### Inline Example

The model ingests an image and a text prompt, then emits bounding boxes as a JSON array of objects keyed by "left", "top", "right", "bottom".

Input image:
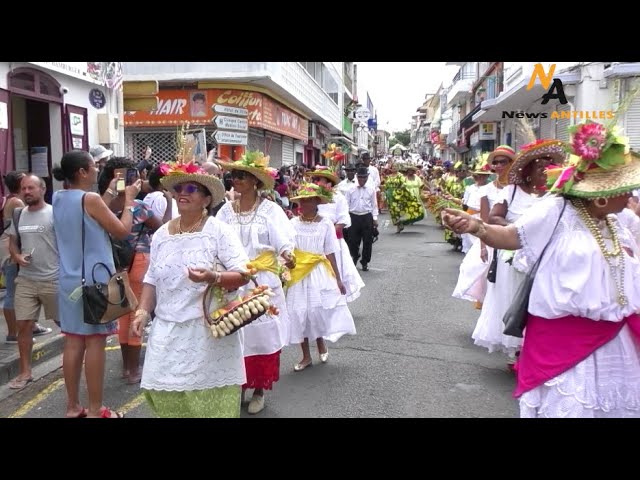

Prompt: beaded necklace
[{"left": 573, "top": 199, "right": 628, "bottom": 306}]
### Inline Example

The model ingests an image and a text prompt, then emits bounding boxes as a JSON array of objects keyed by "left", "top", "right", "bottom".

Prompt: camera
[{"left": 59, "top": 86, "right": 69, "bottom": 95}]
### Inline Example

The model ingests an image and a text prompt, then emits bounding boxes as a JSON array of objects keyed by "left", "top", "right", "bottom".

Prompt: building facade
[
  {"left": 122, "top": 62, "right": 355, "bottom": 169},
  {"left": 0, "top": 62, "right": 123, "bottom": 198}
]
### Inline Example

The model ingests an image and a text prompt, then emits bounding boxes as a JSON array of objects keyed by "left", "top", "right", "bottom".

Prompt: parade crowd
[{"left": 3, "top": 114, "right": 640, "bottom": 418}]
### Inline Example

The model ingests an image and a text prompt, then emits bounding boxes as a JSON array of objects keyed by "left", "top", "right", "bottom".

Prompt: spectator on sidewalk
[
  {"left": 1, "top": 171, "right": 51, "bottom": 344},
  {"left": 7, "top": 175, "right": 58, "bottom": 390}
]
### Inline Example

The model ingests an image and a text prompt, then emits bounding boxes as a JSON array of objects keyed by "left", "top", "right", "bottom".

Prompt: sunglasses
[
  {"left": 230, "top": 171, "right": 248, "bottom": 180},
  {"left": 173, "top": 184, "right": 203, "bottom": 195},
  {"left": 492, "top": 159, "right": 510, "bottom": 166}
]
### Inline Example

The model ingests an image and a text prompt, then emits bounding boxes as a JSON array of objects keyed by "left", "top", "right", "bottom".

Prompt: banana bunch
[{"left": 207, "top": 285, "right": 279, "bottom": 339}]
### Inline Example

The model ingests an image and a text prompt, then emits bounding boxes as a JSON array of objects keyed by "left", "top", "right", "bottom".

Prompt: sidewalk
[{"left": 0, "top": 290, "right": 64, "bottom": 387}]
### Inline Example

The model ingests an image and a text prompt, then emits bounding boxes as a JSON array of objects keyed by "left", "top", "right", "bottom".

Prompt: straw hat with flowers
[
  {"left": 471, "top": 152, "right": 493, "bottom": 175},
  {"left": 159, "top": 126, "right": 225, "bottom": 205},
  {"left": 289, "top": 182, "right": 334, "bottom": 204},
  {"left": 508, "top": 139, "right": 568, "bottom": 184},
  {"left": 546, "top": 121, "right": 640, "bottom": 198},
  {"left": 304, "top": 165, "right": 339, "bottom": 185},
  {"left": 218, "top": 150, "right": 279, "bottom": 190}
]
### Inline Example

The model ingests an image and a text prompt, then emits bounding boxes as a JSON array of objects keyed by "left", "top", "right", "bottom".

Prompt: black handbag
[
  {"left": 80, "top": 194, "right": 138, "bottom": 325},
  {"left": 502, "top": 200, "right": 566, "bottom": 338},
  {"left": 486, "top": 248, "right": 498, "bottom": 283}
]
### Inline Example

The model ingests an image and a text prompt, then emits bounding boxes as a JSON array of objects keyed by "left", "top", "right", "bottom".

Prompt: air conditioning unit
[{"left": 98, "top": 113, "right": 120, "bottom": 144}]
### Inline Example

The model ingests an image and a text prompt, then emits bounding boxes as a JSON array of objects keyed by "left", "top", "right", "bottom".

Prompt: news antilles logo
[
  {"left": 502, "top": 63, "right": 615, "bottom": 121},
  {"left": 527, "top": 63, "right": 567, "bottom": 105}
]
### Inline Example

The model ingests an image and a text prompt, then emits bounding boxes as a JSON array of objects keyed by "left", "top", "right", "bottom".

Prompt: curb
[{"left": 0, "top": 334, "right": 65, "bottom": 387}]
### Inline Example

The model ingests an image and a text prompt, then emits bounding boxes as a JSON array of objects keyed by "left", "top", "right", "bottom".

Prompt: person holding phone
[
  {"left": 98, "top": 157, "right": 162, "bottom": 384},
  {"left": 52, "top": 150, "right": 141, "bottom": 418}
]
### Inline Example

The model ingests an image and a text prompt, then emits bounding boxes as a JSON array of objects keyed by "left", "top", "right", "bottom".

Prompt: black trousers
[{"left": 347, "top": 212, "right": 374, "bottom": 265}]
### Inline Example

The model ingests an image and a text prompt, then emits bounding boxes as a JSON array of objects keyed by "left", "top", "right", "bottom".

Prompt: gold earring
[{"left": 594, "top": 197, "right": 608, "bottom": 208}]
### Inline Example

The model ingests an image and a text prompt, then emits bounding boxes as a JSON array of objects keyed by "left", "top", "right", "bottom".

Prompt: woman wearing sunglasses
[
  {"left": 130, "top": 158, "right": 252, "bottom": 418},
  {"left": 471, "top": 140, "right": 566, "bottom": 363},
  {"left": 217, "top": 151, "right": 295, "bottom": 415}
]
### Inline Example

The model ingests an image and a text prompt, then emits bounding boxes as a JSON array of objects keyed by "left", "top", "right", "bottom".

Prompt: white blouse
[
  {"left": 513, "top": 195, "right": 640, "bottom": 321},
  {"left": 479, "top": 181, "right": 504, "bottom": 210},
  {"left": 143, "top": 217, "right": 250, "bottom": 323},
  {"left": 318, "top": 191, "right": 351, "bottom": 228},
  {"left": 216, "top": 199, "right": 295, "bottom": 260}
]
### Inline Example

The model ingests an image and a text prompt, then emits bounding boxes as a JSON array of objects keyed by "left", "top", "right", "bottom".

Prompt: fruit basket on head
[{"left": 202, "top": 268, "right": 279, "bottom": 339}]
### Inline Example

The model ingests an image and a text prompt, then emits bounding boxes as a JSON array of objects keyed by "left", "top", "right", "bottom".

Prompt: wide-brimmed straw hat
[
  {"left": 547, "top": 121, "right": 640, "bottom": 199},
  {"left": 487, "top": 145, "right": 517, "bottom": 164},
  {"left": 218, "top": 150, "right": 278, "bottom": 190},
  {"left": 509, "top": 139, "right": 567, "bottom": 184},
  {"left": 289, "top": 182, "right": 333, "bottom": 204},
  {"left": 304, "top": 165, "right": 339, "bottom": 185},
  {"left": 160, "top": 162, "right": 226, "bottom": 206}
]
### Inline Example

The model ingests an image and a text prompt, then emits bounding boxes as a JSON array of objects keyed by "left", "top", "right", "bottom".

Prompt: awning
[
  {"left": 603, "top": 63, "right": 640, "bottom": 78},
  {"left": 472, "top": 71, "right": 581, "bottom": 123}
]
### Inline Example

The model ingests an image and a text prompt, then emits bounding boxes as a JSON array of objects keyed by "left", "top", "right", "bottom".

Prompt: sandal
[
  {"left": 8, "top": 377, "right": 33, "bottom": 390},
  {"left": 65, "top": 407, "right": 88, "bottom": 418},
  {"left": 99, "top": 407, "right": 125, "bottom": 418}
]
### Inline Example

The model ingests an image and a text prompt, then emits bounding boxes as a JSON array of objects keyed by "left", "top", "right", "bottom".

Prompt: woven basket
[{"left": 202, "top": 282, "right": 277, "bottom": 339}]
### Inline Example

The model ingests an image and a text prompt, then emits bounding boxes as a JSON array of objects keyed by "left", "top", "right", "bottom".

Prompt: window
[
  {"left": 11, "top": 72, "right": 35, "bottom": 92},
  {"left": 321, "top": 64, "right": 339, "bottom": 105}
]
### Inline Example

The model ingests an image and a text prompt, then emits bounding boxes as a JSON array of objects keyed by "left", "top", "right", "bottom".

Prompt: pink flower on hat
[{"left": 572, "top": 122, "right": 606, "bottom": 161}]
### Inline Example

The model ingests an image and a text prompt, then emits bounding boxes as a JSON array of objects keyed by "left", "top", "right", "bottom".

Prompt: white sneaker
[{"left": 247, "top": 395, "right": 265, "bottom": 414}]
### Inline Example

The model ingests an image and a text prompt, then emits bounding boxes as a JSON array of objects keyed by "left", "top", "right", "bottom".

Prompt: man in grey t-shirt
[{"left": 7, "top": 174, "right": 59, "bottom": 390}]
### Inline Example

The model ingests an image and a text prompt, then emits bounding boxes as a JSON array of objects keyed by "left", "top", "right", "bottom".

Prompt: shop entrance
[{"left": 11, "top": 97, "right": 53, "bottom": 201}]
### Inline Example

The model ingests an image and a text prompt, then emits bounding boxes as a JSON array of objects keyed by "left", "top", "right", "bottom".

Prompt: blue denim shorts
[{"left": 2, "top": 262, "right": 18, "bottom": 310}]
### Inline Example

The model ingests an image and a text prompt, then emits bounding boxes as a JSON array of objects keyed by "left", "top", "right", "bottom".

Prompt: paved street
[{"left": 0, "top": 212, "right": 519, "bottom": 418}]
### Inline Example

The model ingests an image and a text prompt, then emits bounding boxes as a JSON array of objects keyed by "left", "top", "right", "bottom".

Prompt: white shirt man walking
[{"left": 7, "top": 174, "right": 59, "bottom": 390}]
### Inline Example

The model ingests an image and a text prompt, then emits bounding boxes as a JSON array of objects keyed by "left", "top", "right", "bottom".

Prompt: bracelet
[
  {"left": 212, "top": 271, "right": 222, "bottom": 284},
  {"left": 107, "top": 188, "right": 117, "bottom": 197},
  {"left": 134, "top": 309, "right": 151, "bottom": 322}
]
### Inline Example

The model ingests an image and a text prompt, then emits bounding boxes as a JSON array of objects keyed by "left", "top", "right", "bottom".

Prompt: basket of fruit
[{"left": 203, "top": 282, "right": 279, "bottom": 339}]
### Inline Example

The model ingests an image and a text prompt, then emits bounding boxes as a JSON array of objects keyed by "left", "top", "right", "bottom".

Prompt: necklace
[
  {"left": 178, "top": 214, "right": 205, "bottom": 234},
  {"left": 234, "top": 197, "right": 261, "bottom": 226},
  {"left": 300, "top": 213, "right": 319, "bottom": 223},
  {"left": 573, "top": 199, "right": 627, "bottom": 306}
]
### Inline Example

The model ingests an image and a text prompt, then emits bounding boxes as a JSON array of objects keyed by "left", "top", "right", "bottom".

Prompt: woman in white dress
[
  {"left": 286, "top": 183, "right": 356, "bottom": 372},
  {"left": 131, "top": 160, "right": 251, "bottom": 418},
  {"left": 217, "top": 151, "right": 296, "bottom": 414},
  {"left": 471, "top": 140, "right": 566, "bottom": 358},
  {"left": 305, "top": 165, "right": 365, "bottom": 302},
  {"left": 452, "top": 146, "right": 516, "bottom": 306},
  {"left": 442, "top": 121, "right": 640, "bottom": 418}
]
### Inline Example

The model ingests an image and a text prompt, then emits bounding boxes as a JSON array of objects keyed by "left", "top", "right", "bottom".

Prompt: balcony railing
[{"left": 452, "top": 69, "right": 477, "bottom": 84}]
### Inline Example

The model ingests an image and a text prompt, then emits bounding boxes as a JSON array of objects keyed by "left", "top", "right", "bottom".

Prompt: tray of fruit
[{"left": 203, "top": 284, "right": 279, "bottom": 339}]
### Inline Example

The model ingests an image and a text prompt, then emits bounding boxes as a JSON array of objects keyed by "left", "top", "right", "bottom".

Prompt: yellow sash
[
  {"left": 288, "top": 249, "right": 334, "bottom": 287},
  {"left": 250, "top": 251, "right": 280, "bottom": 275}
]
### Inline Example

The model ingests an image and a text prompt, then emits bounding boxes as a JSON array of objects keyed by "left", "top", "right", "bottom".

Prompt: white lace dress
[
  {"left": 287, "top": 217, "right": 357, "bottom": 344},
  {"left": 141, "top": 217, "right": 250, "bottom": 391},
  {"left": 453, "top": 182, "right": 503, "bottom": 303},
  {"left": 318, "top": 191, "right": 365, "bottom": 302},
  {"left": 514, "top": 196, "right": 640, "bottom": 418},
  {"left": 471, "top": 185, "right": 539, "bottom": 356},
  {"left": 217, "top": 200, "right": 293, "bottom": 356}
]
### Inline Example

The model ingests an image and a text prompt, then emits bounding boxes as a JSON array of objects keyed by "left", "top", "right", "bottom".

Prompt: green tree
[{"left": 391, "top": 129, "right": 411, "bottom": 147}]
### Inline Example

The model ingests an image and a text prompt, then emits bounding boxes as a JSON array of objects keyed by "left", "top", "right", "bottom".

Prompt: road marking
[
  {"left": 8, "top": 378, "right": 65, "bottom": 418},
  {"left": 119, "top": 393, "right": 146, "bottom": 414},
  {"left": 105, "top": 343, "right": 146, "bottom": 352}
]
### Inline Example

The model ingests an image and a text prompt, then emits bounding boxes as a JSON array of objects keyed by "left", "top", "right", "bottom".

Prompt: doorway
[{"left": 11, "top": 96, "right": 54, "bottom": 203}]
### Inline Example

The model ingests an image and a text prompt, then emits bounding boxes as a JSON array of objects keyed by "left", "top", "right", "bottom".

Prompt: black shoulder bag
[
  {"left": 80, "top": 194, "right": 138, "bottom": 325},
  {"left": 487, "top": 186, "right": 518, "bottom": 283},
  {"left": 502, "top": 199, "right": 567, "bottom": 338}
]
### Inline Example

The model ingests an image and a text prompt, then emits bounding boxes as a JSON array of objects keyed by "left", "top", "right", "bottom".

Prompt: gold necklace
[
  {"left": 234, "top": 197, "right": 260, "bottom": 226},
  {"left": 300, "top": 213, "right": 319, "bottom": 223},
  {"left": 178, "top": 214, "right": 204, "bottom": 234},
  {"left": 573, "top": 199, "right": 627, "bottom": 306}
]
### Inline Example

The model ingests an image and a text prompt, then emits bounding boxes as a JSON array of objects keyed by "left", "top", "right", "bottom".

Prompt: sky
[{"left": 355, "top": 62, "right": 460, "bottom": 133}]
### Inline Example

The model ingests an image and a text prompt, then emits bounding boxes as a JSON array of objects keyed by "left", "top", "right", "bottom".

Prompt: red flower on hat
[{"left": 572, "top": 122, "right": 606, "bottom": 161}]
